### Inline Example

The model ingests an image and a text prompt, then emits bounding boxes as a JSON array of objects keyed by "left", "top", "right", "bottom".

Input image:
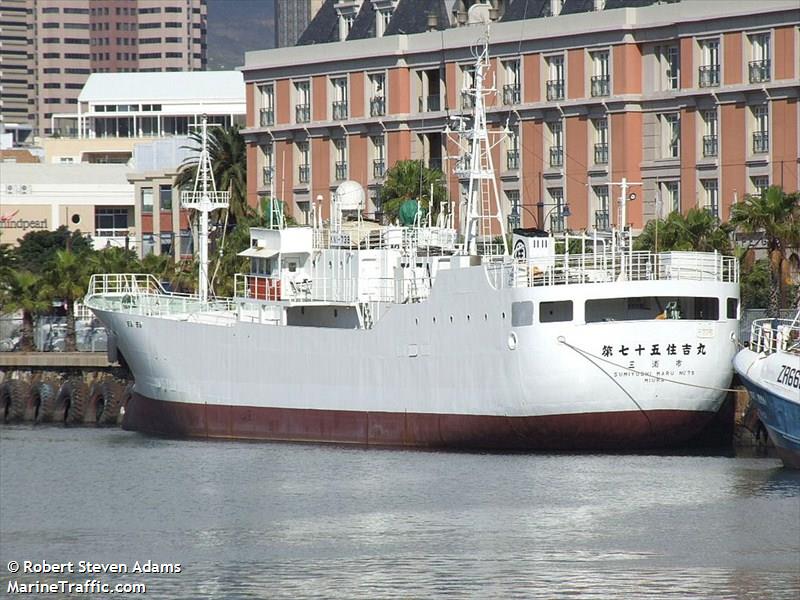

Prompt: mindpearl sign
[{"left": 0, "top": 207, "right": 50, "bottom": 241}]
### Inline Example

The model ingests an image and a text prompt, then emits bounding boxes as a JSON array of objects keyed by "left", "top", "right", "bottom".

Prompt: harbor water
[{"left": 1, "top": 426, "right": 798, "bottom": 599}]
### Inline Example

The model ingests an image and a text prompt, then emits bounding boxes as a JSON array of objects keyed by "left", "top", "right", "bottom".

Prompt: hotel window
[
  {"left": 701, "top": 179, "right": 719, "bottom": 218},
  {"left": 369, "top": 72, "right": 386, "bottom": 116},
  {"left": 665, "top": 45, "right": 680, "bottom": 89},
  {"left": 159, "top": 185, "right": 172, "bottom": 211},
  {"left": 506, "top": 125, "right": 519, "bottom": 171},
  {"left": 506, "top": 190, "right": 521, "bottom": 230},
  {"left": 297, "top": 141, "right": 310, "bottom": 184},
  {"left": 141, "top": 188, "right": 153, "bottom": 214},
  {"left": 376, "top": 8, "right": 393, "bottom": 37},
  {"left": 590, "top": 50, "right": 610, "bottom": 97},
  {"left": 548, "top": 188, "right": 566, "bottom": 233},
  {"left": 460, "top": 64, "right": 476, "bottom": 110},
  {"left": 593, "top": 118, "right": 608, "bottom": 165},
  {"left": 660, "top": 180, "right": 680, "bottom": 215},
  {"left": 548, "top": 119, "right": 563, "bottom": 167},
  {"left": 502, "top": 59, "right": 521, "bottom": 105},
  {"left": 751, "top": 175, "right": 769, "bottom": 196},
  {"left": 371, "top": 135, "right": 385, "bottom": 178},
  {"left": 294, "top": 80, "right": 311, "bottom": 123},
  {"left": 748, "top": 33, "right": 771, "bottom": 83},
  {"left": 702, "top": 109, "right": 718, "bottom": 157},
  {"left": 752, "top": 105, "right": 769, "bottom": 154},
  {"left": 545, "top": 55, "right": 565, "bottom": 100},
  {"left": 259, "top": 84, "right": 274, "bottom": 127},
  {"left": 660, "top": 113, "right": 680, "bottom": 158},
  {"left": 262, "top": 143, "right": 274, "bottom": 185},
  {"left": 698, "top": 39, "right": 720, "bottom": 87},
  {"left": 334, "top": 138, "right": 347, "bottom": 181},
  {"left": 592, "top": 186, "right": 610, "bottom": 231},
  {"left": 331, "top": 77, "right": 348, "bottom": 120}
]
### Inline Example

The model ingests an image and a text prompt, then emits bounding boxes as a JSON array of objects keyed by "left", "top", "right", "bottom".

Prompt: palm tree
[
  {"left": 174, "top": 125, "right": 251, "bottom": 221},
  {"left": 634, "top": 208, "right": 733, "bottom": 254},
  {"left": 730, "top": 186, "right": 800, "bottom": 315},
  {"left": 89, "top": 246, "right": 140, "bottom": 274},
  {"left": 380, "top": 160, "right": 447, "bottom": 223},
  {"left": 42, "top": 250, "right": 91, "bottom": 352},
  {"left": 1, "top": 270, "right": 50, "bottom": 351}
]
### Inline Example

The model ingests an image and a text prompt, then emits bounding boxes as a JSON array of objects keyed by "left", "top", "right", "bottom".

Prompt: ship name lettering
[{"left": 777, "top": 365, "right": 800, "bottom": 389}]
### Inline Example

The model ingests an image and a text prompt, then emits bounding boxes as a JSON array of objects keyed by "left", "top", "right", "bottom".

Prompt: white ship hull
[{"left": 92, "top": 266, "right": 739, "bottom": 449}]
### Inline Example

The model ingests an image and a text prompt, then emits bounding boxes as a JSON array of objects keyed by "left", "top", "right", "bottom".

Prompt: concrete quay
[{"left": 0, "top": 352, "right": 116, "bottom": 369}]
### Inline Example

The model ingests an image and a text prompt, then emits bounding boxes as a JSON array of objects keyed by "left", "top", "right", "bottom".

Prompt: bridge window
[
  {"left": 540, "top": 301, "right": 573, "bottom": 323},
  {"left": 727, "top": 298, "right": 738, "bottom": 319},
  {"left": 585, "top": 296, "right": 720, "bottom": 322},
  {"left": 512, "top": 301, "right": 533, "bottom": 327}
]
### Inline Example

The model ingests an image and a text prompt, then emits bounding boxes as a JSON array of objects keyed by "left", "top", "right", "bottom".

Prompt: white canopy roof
[
  {"left": 238, "top": 247, "right": 278, "bottom": 259},
  {"left": 78, "top": 71, "right": 245, "bottom": 105}
]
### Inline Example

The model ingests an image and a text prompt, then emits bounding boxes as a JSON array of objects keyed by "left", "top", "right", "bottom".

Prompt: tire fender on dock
[
  {"left": 1, "top": 380, "right": 29, "bottom": 424},
  {"left": 56, "top": 379, "right": 87, "bottom": 425},
  {"left": 33, "top": 379, "right": 60, "bottom": 424}
]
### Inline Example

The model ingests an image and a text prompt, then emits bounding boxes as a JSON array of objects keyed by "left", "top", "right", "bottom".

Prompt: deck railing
[
  {"left": 749, "top": 317, "right": 800, "bottom": 355},
  {"left": 485, "top": 250, "right": 739, "bottom": 290}
]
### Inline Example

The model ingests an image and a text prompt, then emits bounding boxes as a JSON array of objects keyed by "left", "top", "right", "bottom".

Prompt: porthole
[
  {"left": 484, "top": 313, "right": 488, "bottom": 321},
  {"left": 501, "top": 311, "right": 506, "bottom": 319},
  {"left": 433, "top": 316, "right": 437, "bottom": 324},
  {"left": 466, "top": 314, "right": 471, "bottom": 322},
  {"left": 415, "top": 317, "right": 419, "bottom": 325},
  {"left": 449, "top": 315, "right": 454, "bottom": 323}
]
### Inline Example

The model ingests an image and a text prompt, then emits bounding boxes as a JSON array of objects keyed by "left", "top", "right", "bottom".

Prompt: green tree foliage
[
  {"left": 730, "top": 186, "right": 800, "bottom": 314},
  {"left": 173, "top": 125, "right": 251, "bottom": 221},
  {"left": 380, "top": 160, "right": 446, "bottom": 223},
  {"left": 41, "top": 250, "right": 90, "bottom": 352},
  {"left": 15, "top": 226, "right": 92, "bottom": 274},
  {"left": 0, "top": 270, "right": 49, "bottom": 351},
  {"left": 633, "top": 208, "right": 733, "bottom": 254},
  {"left": 740, "top": 259, "right": 772, "bottom": 311}
]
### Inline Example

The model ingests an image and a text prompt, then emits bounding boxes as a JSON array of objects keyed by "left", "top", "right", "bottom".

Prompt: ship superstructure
[{"left": 85, "top": 39, "right": 741, "bottom": 450}]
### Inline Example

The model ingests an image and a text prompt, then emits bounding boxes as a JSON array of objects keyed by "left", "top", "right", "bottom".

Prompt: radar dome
[{"left": 334, "top": 180, "right": 365, "bottom": 211}]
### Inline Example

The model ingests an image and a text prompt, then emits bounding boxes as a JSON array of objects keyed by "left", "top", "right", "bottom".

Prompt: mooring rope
[
  {"left": 558, "top": 337, "right": 742, "bottom": 394},
  {"left": 558, "top": 337, "right": 655, "bottom": 435}
]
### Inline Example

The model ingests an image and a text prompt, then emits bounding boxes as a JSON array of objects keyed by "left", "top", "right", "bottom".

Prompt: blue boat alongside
[{"left": 734, "top": 312, "right": 800, "bottom": 468}]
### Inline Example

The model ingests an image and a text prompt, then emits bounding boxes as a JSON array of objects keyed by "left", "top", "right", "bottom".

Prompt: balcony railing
[
  {"left": 550, "top": 213, "right": 566, "bottom": 233},
  {"left": 418, "top": 95, "right": 441, "bottom": 112},
  {"left": 332, "top": 101, "right": 348, "bottom": 120},
  {"left": 549, "top": 146, "right": 563, "bottom": 167},
  {"left": 702, "top": 134, "right": 718, "bottom": 157},
  {"left": 460, "top": 90, "right": 475, "bottom": 110},
  {"left": 295, "top": 104, "right": 310, "bottom": 123},
  {"left": 259, "top": 108, "right": 274, "bottom": 127},
  {"left": 590, "top": 75, "right": 610, "bottom": 97},
  {"left": 370, "top": 96, "right": 385, "bottom": 117},
  {"left": 594, "top": 143, "right": 608, "bottom": 165},
  {"left": 335, "top": 161, "right": 347, "bottom": 181},
  {"left": 594, "top": 210, "right": 610, "bottom": 231},
  {"left": 506, "top": 149, "right": 519, "bottom": 171},
  {"left": 262, "top": 166, "right": 273, "bottom": 185},
  {"left": 373, "top": 159, "right": 385, "bottom": 178},
  {"left": 752, "top": 131, "right": 769, "bottom": 154},
  {"left": 298, "top": 164, "right": 309, "bottom": 184},
  {"left": 698, "top": 65, "right": 720, "bottom": 87},
  {"left": 749, "top": 59, "right": 771, "bottom": 83},
  {"left": 502, "top": 84, "right": 520, "bottom": 105},
  {"left": 546, "top": 80, "right": 564, "bottom": 101}
]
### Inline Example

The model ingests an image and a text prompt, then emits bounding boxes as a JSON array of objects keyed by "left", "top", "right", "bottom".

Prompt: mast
[
  {"left": 446, "top": 32, "right": 508, "bottom": 256},
  {"left": 181, "top": 115, "right": 230, "bottom": 303}
]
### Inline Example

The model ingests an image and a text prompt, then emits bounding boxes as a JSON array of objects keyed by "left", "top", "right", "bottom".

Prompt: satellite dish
[
  {"left": 334, "top": 180, "right": 365, "bottom": 210},
  {"left": 467, "top": 3, "right": 491, "bottom": 24}
]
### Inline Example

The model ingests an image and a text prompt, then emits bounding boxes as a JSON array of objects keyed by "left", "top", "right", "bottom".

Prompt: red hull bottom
[{"left": 123, "top": 392, "right": 717, "bottom": 450}]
